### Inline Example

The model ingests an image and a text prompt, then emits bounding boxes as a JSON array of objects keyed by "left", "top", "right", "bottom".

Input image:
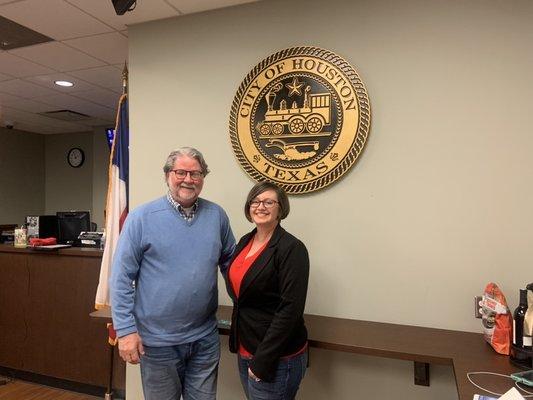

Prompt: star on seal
[{"left": 285, "top": 77, "right": 304, "bottom": 97}]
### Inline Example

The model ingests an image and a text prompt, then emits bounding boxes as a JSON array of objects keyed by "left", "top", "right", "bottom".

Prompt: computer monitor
[
  {"left": 39, "top": 215, "right": 59, "bottom": 239},
  {"left": 56, "top": 211, "right": 91, "bottom": 245}
]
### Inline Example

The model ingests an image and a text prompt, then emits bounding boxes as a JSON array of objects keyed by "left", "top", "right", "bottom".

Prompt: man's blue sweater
[{"left": 110, "top": 196, "right": 235, "bottom": 346}]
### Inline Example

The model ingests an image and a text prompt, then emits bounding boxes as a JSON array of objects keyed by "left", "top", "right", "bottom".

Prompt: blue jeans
[
  {"left": 238, "top": 351, "right": 307, "bottom": 400},
  {"left": 140, "top": 328, "right": 220, "bottom": 400}
]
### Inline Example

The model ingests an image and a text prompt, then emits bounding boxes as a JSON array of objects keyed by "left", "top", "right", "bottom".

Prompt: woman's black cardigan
[{"left": 224, "top": 223, "right": 310, "bottom": 382}]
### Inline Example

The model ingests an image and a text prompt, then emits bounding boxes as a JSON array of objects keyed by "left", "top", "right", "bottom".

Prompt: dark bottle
[
  {"left": 513, "top": 289, "right": 528, "bottom": 347},
  {"left": 524, "top": 285, "right": 533, "bottom": 349}
]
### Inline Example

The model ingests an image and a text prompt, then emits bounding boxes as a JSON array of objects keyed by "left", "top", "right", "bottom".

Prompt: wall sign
[{"left": 229, "top": 46, "right": 371, "bottom": 194}]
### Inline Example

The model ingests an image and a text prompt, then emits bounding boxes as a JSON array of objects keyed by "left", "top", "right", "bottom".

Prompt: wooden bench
[{"left": 216, "top": 305, "right": 518, "bottom": 400}]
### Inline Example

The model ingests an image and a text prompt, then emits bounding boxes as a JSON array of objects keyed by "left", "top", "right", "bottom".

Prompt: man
[{"left": 110, "top": 147, "right": 235, "bottom": 400}]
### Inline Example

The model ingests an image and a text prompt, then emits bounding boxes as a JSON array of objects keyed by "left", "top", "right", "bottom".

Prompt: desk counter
[{"left": 0, "top": 244, "right": 125, "bottom": 392}]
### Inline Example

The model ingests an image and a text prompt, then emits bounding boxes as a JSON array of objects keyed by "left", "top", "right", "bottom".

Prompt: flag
[{"left": 95, "top": 94, "right": 129, "bottom": 310}]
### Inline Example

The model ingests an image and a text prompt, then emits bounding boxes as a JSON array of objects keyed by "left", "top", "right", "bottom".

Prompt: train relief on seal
[{"left": 230, "top": 46, "right": 371, "bottom": 194}]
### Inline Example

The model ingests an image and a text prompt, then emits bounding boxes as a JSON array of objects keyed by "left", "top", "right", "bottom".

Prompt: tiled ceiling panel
[
  {"left": 65, "top": 0, "right": 126, "bottom": 30},
  {"left": 0, "top": 91, "right": 22, "bottom": 103},
  {"left": 66, "top": 0, "right": 181, "bottom": 31},
  {"left": 79, "top": 102, "right": 115, "bottom": 121},
  {"left": 32, "top": 92, "right": 115, "bottom": 120},
  {"left": 0, "top": 51, "right": 55, "bottom": 77},
  {"left": 0, "top": 14, "right": 53, "bottom": 50},
  {"left": 73, "top": 87, "right": 121, "bottom": 109},
  {"left": 25, "top": 73, "right": 97, "bottom": 93},
  {"left": 75, "top": 102, "right": 116, "bottom": 122},
  {"left": 0, "top": 79, "right": 60, "bottom": 98},
  {"left": 63, "top": 32, "right": 128, "bottom": 65},
  {"left": 0, "top": 96, "right": 53, "bottom": 113},
  {"left": 166, "top": 0, "right": 258, "bottom": 14},
  {"left": 32, "top": 92, "right": 94, "bottom": 109},
  {"left": 9, "top": 41, "right": 106, "bottom": 71},
  {"left": 68, "top": 65, "right": 124, "bottom": 93},
  {"left": 0, "top": 72, "right": 13, "bottom": 81},
  {"left": 2, "top": 105, "right": 89, "bottom": 130},
  {"left": 0, "top": 0, "right": 114, "bottom": 40}
]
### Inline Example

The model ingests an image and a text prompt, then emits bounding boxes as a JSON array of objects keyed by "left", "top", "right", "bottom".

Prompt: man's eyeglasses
[
  {"left": 170, "top": 169, "right": 204, "bottom": 180},
  {"left": 249, "top": 199, "right": 278, "bottom": 208}
]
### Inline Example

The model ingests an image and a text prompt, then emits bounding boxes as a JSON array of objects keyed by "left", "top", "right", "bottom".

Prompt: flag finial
[{"left": 122, "top": 62, "right": 129, "bottom": 95}]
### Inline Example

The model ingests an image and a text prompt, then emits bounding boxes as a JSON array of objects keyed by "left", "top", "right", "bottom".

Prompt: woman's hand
[{"left": 248, "top": 367, "right": 261, "bottom": 382}]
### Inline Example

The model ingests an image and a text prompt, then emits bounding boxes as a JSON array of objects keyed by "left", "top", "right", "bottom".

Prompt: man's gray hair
[{"left": 163, "top": 147, "right": 210, "bottom": 177}]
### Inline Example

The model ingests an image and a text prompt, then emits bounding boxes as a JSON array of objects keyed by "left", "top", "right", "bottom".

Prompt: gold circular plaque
[{"left": 229, "top": 46, "right": 371, "bottom": 194}]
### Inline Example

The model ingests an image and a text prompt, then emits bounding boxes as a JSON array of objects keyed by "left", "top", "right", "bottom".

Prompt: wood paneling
[{"left": 0, "top": 252, "right": 29, "bottom": 370}]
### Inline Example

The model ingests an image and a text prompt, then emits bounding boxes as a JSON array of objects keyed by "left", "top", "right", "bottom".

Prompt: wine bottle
[{"left": 513, "top": 289, "right": 528, "bottom": 347}]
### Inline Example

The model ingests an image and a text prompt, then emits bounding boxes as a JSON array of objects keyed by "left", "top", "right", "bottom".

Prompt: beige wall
[
  {"left": 0, "top": 127, "right": 45, "bottom": 225},
  {"left": 43, "top": 130, "right": 109, "bottom": 229},
  {"left": 126, "top": 0, "right": 533, "bottom": 398}
]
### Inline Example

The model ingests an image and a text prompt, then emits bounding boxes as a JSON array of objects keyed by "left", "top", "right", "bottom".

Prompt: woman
[{"left": 225, "top": 181, "right": 310, "bottom": 400}]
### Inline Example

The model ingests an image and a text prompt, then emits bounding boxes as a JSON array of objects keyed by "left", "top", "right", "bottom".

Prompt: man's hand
[{"left": 118, "top": 332, "right": 145, "bottom": 364}]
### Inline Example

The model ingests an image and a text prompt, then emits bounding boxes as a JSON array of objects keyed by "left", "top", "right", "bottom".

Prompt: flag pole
[{"left": 105, "top": 331, "right": 115, "bottom": 400}]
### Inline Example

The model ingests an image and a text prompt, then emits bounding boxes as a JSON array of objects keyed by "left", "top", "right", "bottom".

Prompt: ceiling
[{"left": 0, "top": 0, "right": 258, "bottom": 134}]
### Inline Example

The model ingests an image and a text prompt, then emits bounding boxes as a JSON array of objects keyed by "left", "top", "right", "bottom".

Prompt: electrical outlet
[{"left": 474, "top": 295, "right": 483, "bottom": 318}]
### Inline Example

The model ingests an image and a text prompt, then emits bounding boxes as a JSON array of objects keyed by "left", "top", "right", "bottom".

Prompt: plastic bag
[{"left": 480, "top": 282, "right": 512, "bottom": 355}]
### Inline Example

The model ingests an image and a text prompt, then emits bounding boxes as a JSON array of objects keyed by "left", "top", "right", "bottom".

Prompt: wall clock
[{"left": 67, "top": 147, "right": 85, "bottom": 168}]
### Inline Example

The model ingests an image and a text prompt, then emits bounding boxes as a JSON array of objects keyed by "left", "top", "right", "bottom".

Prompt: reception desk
[{"left": 0, "top": 244, "right": 125, "bottom": 394}]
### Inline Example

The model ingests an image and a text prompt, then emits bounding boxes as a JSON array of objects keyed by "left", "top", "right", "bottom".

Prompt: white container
[{"left": 14, "top": 227, "right": 27, "bottom": 248}]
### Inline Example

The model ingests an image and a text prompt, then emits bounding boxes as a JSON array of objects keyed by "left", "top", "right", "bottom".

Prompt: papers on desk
[
  {"left": 499, "top": 388, "right": 526, "bottom": 400},
  {"left": 31, "top": 244, "right": 72, "bottom": 250},
  {"left": 474, "top": 388, "right": 526, "bottom": 400}
]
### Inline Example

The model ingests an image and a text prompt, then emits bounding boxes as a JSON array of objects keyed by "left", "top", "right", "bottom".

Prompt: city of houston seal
[{"left": 229, "top": 46, "right": 371, "bottom": 194}]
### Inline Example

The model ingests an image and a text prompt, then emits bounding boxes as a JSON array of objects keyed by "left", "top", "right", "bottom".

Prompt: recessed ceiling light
[{"left": 54, "top": 80, "right": 74, "bottom": 87}]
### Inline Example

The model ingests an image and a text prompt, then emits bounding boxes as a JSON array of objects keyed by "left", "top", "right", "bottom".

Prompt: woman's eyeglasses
[{"left": 249, "top": 199, "right": 278, "bottom": 208}]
